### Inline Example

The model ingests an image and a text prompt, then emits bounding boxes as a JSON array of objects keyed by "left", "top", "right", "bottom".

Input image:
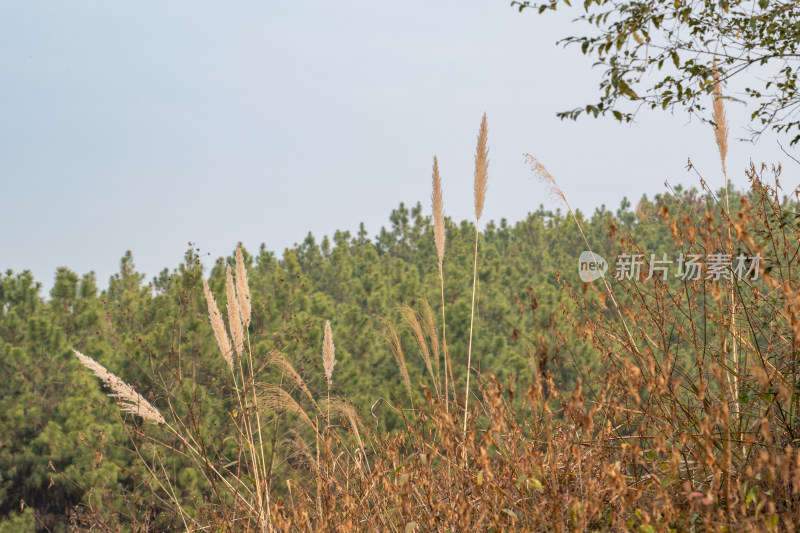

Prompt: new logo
[{"left": 578, "top": 251, "right": 607, "bottom": 282}]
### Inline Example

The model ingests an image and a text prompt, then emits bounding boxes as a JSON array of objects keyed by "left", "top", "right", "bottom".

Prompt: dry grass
[
  {"left": 400, "top": 303, "right": 438, "bottom": 397},
  {"left": 71, "top": 112, "right": 800, "bottom": 533},
  {"left": 384, "top": 318, "right": 414, "bottom": 411}
]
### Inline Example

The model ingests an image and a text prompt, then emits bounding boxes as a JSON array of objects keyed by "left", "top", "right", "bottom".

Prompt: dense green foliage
[
  {"left": 3, "top": 195, "right": 686, "bottom": 530},
  {"left": 514, "top": 0, "right": 800, "bottom": 144}
]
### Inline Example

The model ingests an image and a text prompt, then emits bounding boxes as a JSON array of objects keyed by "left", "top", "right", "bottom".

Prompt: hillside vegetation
[
  {"left": 3, "top": 170, "right": 799, "bottom": 531},
  {"left": 3, "top": 103, "right": 800, "bottom": 530}
]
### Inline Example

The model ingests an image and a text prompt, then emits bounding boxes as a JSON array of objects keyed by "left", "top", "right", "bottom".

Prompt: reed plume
[
  {"left": 322, "top": 320, "right": 336, "bottom": 428},
  {"left": 235, "top": 244, "right": 252, "bottom": 329},
  {"left": 73, "top": 349, "right": 166, "bottom": 425},
  {"left": 400, "top": 304, "right": 438, "bottom": 397},
  {"left": 526, "top": 155, "right": 566, "bottom": 203},
  {"left": 473, "top": 113, "right": 489, "bottom": 221},
  {"left": 322, "top": 320, "right": 336, "bottom": 386},
  {"left": 270, "top": 350, "right": 317, "bottom": 408},
  {"left": 713, "top": 59, "right": 729, "bottom": 180},
  {"left": 260, "top": 384, "right": 317, "bottom": 435},
  {"left": 464, "top": 113, "right": 488, "bottom": 432},
  {"left": 203, "top": 278, "right": 233, "bottom": 370},
  {"left": 227, "top": 265, "right": 244, "bottom": 359},
  {"left": 384, "top": 319, "right": 414, "bottom": 411},
  {"left": 320, "top": 398, "right": 365, "bottom": 457},
  {"left": 432, "top": 156, "right": 445, "bottom": 272},
  {"left": 420, "top": 297, "right": 440, "bottom": 387}
]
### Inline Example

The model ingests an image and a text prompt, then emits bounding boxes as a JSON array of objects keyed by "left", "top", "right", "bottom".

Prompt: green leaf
[
  {"left": 618, "top": 80, "right": 639, "bottom": 99},
  {"left": 746, "top": 486, "right": 759, "bottom": 507}
]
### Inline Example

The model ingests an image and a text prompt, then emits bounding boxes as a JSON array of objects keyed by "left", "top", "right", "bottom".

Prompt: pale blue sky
[{"left": 0, "top": 1, "right": 789, "bottom": 293}]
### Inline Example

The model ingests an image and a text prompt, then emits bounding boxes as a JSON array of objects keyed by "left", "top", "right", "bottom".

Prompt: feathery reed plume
[
  {"left": 73, "top": 349, "right": 166, "bottom": 425},
  {"left": 473, "top": 113, "right": 489, "bottom": 221},
  {"left": 203, "top": 279, "right": 233, "bottom": 370},
  {"left": 270, "top": 350, "right": 317, "bottom": 409},
  {"left": 260, "top": 384, "right": 317, "bottom": 434},
  {"left": 321, "top": 398, "right": 366, "bottom": 457},
  {"left": 400, "top": 304, "right": 438, "bottom": 397},
  {"left": 322, "top": 320, "right": 336, "bottom": 386},
  {"left": 713, "top": 59, "right": 729, "bottom": 180},
  {"left": 526, "top": 155, "right": 566, "bottom": 203},
  {"left": 464, "top": 113, "right": 489, "bottom": 432},
  {"left": 383, "top": 319, "right": 414, "bottom": 410},
  {"left": 432, "top": 156, "right": 445, "bottom": 271},
  {"left": 226, "top": 265, "right": 244, "bottom": 358},
  {"left": 235, "top": 244, "right": 252, "bottom": 330},
  {"left": 420, "top": 297, "right": 440, "bottom": 382}
]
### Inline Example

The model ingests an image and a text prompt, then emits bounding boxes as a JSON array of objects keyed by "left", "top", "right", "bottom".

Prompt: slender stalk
[
  {"left": 463, "top": 229, "right": 480, "bottom": 432},
  {"left": 431, "top": 155, "right": 453, "bottom": 411},
  {"left": 714, "top": 61, "right": 739, "bottom": 432},
  {"left": 439, "top": 267, "right": 454, "bottom": 412},
  {"left": 714, "top": 58, "right": 735, "bottom": 523}
]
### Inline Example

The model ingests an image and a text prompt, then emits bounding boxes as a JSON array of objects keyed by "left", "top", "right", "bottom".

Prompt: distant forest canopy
[{"left": 0, "top": 185, "right": 766, "bottom": 530}]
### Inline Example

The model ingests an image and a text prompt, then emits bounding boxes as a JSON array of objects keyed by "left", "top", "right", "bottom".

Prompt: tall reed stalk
[
  {"left": 713, "top": 58, "right": 736, "bottom": 521},
  {"left": 464, "top": 113, "right": 488, "bottom": 433},
  {"left": 431, "top": 155, "right": 453, "bottom": 411}
]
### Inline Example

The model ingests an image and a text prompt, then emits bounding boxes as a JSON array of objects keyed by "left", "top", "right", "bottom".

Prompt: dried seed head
[
  {"left": 235, "top": 244, "right": 251, "bottom": 329},
  {"left": 226, "top": 265, "right": 244, "bottom": 358},
  {"left": 431, "top": 156, "right": 446, "bottom": 271},
  {"left": 384, "top": 319, "right": 412, "bottom": 400},
  {"left": 524, "top": 154, "right": 565, "bottom": 204},
  {"left": 323, "top": 320, "right": 336, "bottom": 386},
  {"left": 400, "top": 304, "right": 436, "bottom": 394},
  {"left": 270, "top": 350, "right": 317, "bottom": 408},
  {"left": 712, "top": 59, "right": 729, "bottom": 178},
  {"left": 203, "top": 278, "right": 233, "bottom": 370},
  {"left": 260, "top": 384, "right": 316, "bottom": 434},
  {"left": 474, "top": 113, "right": 489, "bottom": 221},
  {"left": 74, "top": 349, "right": 166, "bottom": 425}
]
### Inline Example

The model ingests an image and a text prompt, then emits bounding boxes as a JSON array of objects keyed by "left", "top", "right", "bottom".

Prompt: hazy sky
[{"left": 1, "top": 1, "right": 791, "bottom": 293}]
